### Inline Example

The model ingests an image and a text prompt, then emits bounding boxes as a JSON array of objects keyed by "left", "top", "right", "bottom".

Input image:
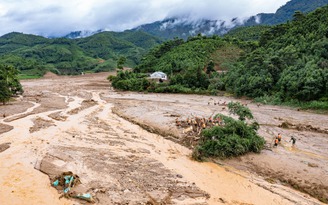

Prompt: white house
[{"left": 150, "top": 71, "right": 167, "bottom": 80}]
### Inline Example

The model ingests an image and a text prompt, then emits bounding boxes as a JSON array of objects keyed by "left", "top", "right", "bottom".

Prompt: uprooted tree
[
  {"left": 0, "top": 65, "right": 23, "bottom": 105},
  {"left": 192, "top": 102, "right": 265, "bottom": 160}
]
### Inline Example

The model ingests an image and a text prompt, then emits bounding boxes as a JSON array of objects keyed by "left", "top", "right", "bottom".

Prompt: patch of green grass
[
  {"left": 18, "top": 74, "right": 41, "bottom": 80},
  {"left": 254, "top": 95, "right": 328, "bottom": 112}
]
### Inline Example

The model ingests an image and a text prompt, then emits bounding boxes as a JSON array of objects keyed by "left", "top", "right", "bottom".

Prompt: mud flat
[
  {"left": 103, "top": 91, "right": 328, "bottom": 204},
  {"left": 0, "top": 72, "right": 325, "bottom": 204}
]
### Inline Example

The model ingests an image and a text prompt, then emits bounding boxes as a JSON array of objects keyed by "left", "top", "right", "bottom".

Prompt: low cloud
[{"left": 0, "top": 0, "right": 289, "bottom": 36}]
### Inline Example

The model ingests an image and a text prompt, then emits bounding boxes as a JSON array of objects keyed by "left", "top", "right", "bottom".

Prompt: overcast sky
[{"left": 0, "top": 0, "right": 290, "bottom": 37}]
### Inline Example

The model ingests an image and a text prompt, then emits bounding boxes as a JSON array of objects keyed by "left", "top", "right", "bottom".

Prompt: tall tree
[
  {"left": 0, "top": 81, "right": 11, "bottom": 105},
  {"left": 117, "top": 56, "right": 127, "bottom": 70},
  {"left": 0, "top": 65, "right": 23, "bottom": 104}
]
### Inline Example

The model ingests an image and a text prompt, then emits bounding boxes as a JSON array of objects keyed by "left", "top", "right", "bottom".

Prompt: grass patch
[
  {"left": 254, "top": 95, "right": 328, "bottom": 112},
  {"left": 18, "top": 74, "right": 42, "bottom": 80}
]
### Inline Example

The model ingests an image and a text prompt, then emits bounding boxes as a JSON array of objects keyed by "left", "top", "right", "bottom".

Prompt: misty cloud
[{"left": 0, "top": 0, "right": 289, "bottom": 37}]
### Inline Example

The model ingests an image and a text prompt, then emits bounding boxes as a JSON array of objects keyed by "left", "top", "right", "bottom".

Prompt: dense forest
[
  {"left": 0, "top": 31, "right": 162, "bottom": 77},
  {"left": 225, "top": 6, "right": 328, "bottom": 105},
  {"left": 224, "top": 26, "right": 271, "bottom": 41},
  {"left": 110, "top": 6, "right": 328, "bottom": 109}
]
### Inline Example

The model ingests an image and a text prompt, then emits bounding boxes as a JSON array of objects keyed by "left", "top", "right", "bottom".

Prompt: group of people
[{"left": 274, "top": 133, "right": 296, "bottom": 147}]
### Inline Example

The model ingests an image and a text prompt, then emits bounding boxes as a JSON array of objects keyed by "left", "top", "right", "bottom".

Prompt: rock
[
  {"left": 219, "top": 197, "right": 226, "bottom": 203},
  {"left": 308, "top": 163, "right": 319, "bottom": 168}
]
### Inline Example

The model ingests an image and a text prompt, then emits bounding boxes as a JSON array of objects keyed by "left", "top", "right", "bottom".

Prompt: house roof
[{"left": 151, "top": 71, "right": 166, "bottom": 76}]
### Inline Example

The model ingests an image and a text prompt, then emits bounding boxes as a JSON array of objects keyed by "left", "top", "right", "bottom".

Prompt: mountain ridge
[
  {"left": 133, "top": 0, "right": 328, "bottom": 39},
  {"left": 0, "top": 31, "right": 163, "bottom": 76},
  {"left": 44, "top": 0, "right": 327, "bottom": 40}
]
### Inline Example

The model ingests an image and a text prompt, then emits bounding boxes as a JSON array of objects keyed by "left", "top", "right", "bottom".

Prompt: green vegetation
[
  {"left": 224, "top": 26, "right": 271, "bottom": 41},
  {"left": 109, "top": 71, "right": 150, "bottom": 92},
  {"left": 227, "top": 102, "right": 254, "bottom": 121},
  {"left": 0, "top": 65, "right": 23, "bottom": 104},
  {"left": 110, "top": 35, "right": 243, "bottom": 93},
  {"left": 192, "top": 102, "right": 265, "bottom": 160},
  {"left": 17, "top": 74, "right": 42, "bottom": 80},
  {"left": 110, "top": 6, "right": 328, "bottom": 110},
  {"left": 0, "top": 31, "right": 163, "bottom": 76},
  {"left": 254, "top": 95, "right": 328, "bottom": 111},
  {"left": 116, "top": 56, "right": 127, "bottom": 70},
  {"left": 225, "top": 6, "right": 328, "bottom": 105}
]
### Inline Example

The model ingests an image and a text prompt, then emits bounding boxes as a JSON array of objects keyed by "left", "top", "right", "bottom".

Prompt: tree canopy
[
  {"left": 225, "top": 6, "right": 328, "bottom": 102},
  {"left": 0, "top": 65, "right": 23, "bottom": 104}
]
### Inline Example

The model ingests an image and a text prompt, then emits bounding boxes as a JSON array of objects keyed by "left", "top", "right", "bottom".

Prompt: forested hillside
[
  {"left": 111, "top": 6, "right": 328, "bottom": 109},
  {"left": 225, "top": 6, "right": 328, "bottom": 104},
  {"left": 224, "top": 26, "right": 271, "bottom": 41},
  {"left": 0, "top": 31, "right": 162, "bottom": 77},
  {"left": 109, "top": 35, "right": 245, "bottom": 94}
]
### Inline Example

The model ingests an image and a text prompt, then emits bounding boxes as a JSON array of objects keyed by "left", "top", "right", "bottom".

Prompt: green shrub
[{"left": 192, "top": 113, "right": 265, "bottom": 160}]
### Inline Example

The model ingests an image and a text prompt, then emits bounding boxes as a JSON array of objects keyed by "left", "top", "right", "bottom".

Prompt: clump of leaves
[{"left": 228, "top": 101, "right": 253, "bottom": 121}]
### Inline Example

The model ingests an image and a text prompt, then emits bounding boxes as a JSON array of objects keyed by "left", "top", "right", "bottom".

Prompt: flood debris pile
[
  {"left": 52, "top": 171, "right": 95, "bottom": 203},
  {"left": 175, "top": 102, "right": 265, "bottom": 160},
  {"left": 37, "top": 145, "right": 210, "bottom": 204},
  {"left": 175, "top": 115, "right": 225, "bottom": 146},
  {"left": 193, "top": 113, "right": 265, "bottom": 160}
]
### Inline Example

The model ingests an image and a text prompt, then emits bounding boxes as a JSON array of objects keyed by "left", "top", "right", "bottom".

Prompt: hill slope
[
  {"left": 0, "top": 31, "right": 162, "bottom": 76},
  {"left": 111, "top": 5, "right": 328, "bottom": 110},
  {"left": 110, "top": 35, "right": 244, "bottom": 93},
  {"left": 225, "top": 5, "right": 328, "bottom": 103}
]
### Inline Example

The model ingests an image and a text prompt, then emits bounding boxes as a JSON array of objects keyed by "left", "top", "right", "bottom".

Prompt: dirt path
[{"left": 0, "top": 72, "right": 325, "bottom": 204}]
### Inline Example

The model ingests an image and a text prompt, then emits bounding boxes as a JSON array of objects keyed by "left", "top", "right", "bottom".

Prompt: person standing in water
[
  {"left": 277, "top": 133, "right": 282, "bottom": 143},
  {"left": 290, "top": 136, "right": 296, "bottom": 146},
  {"left": 274, "top": 137, "right": 279, "bottom": 147}
]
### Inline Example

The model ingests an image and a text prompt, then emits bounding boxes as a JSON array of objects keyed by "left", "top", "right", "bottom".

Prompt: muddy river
[{"left": 0, "top": 72, "right": 326, "bottom": 205}]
